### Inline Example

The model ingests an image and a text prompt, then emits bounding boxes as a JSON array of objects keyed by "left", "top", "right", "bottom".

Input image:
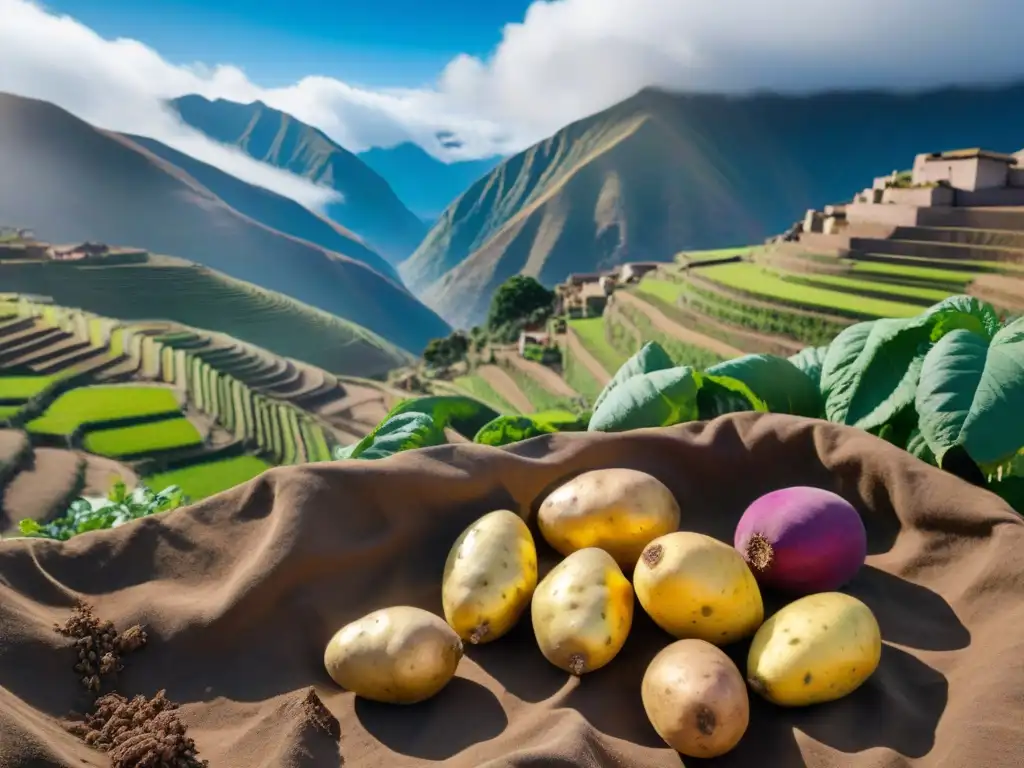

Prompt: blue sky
[{"left": 43, "top": 0, "right": 535, "bottom": 87}]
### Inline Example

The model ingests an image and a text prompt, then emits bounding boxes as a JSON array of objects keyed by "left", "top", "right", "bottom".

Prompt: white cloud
[
  {"left": 2, "top": 0, "right": 1023, "bottom": 181},
  {"left": 0, "top": 0, "right": 342, "bottom": 211}
]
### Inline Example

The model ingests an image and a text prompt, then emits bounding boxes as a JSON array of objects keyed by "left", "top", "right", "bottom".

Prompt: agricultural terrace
[
  {"left": 0, "top": 297, "right": 406, "bottom": 534},
  {"left": 0, "top": 254, "right": 411, "bottom": 377}
]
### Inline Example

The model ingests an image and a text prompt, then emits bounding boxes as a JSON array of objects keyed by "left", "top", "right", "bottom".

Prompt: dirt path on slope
[
  {"left": 476, "top": 365, "right": 534, "bottom": 413},
  {"left": 563, "top": 328, "right": 612, "bottom": 386},
  {"left": 614, "top": 291, "right": 746, "bottom": 358},
  {"left": 496, "top": 351, "right": 579, "bottom": 398}
]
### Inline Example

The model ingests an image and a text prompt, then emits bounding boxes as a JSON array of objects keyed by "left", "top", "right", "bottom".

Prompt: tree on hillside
[
  {"left": 423, "top": 331, "right": 469, "bottom": 369},
  {"left": 486, "top": 276, "right": 556, "bottom": 342}
]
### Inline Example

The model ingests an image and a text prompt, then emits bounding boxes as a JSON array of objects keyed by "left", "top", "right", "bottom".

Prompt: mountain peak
[{"left": 170, "top": 93, "right": 427, "bottom": 264}]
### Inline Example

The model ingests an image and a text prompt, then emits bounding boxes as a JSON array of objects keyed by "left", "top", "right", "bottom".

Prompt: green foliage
[
  {"left": 345, "top": 295, "right": 1024, "bottom": 515},
  {"left": 423, "top": 332, "right": 470, "bottom": 369},
  {"left": 334, "top": 394, "right": 498, "bottom": 460},
  {"left": 144, "top": 456, "right": 271, "bottom": 501},
  {"left": 16, "top": 480, "right": 189, "bottom": 541},
  {"left": 486, "top": 276, "right": 555, "bottom": 339},
  {"left": 475, "top": 412, "right": 588, "bottom": 447}
]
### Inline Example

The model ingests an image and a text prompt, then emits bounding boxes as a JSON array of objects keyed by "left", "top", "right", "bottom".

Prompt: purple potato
[{"left": 733, "top": 486, "right": 867, "bottom": 595}]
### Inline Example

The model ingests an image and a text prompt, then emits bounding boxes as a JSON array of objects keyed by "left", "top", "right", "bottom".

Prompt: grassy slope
[
  {"left": 0, "top": 92, "right": 450, "bottom": 355},
  {"left": 449, "top": 374, "right": 518, "bottom": 414},
  {"left": 26, "top": 386, "right": 181, "bottom": 435},
  {"left": 569, "top": 318, "right": 628, "bottom": 376},
  {"left": 401, "top": 84, "right": 1024, "bottom": 329},
  {"left": 700, "top": 262, "right": 926, "bottom": 318},
  {"left": 144, "top": 455, "right": 272, "bottom": 501},
  {"left": 82, "top": 418, "right": 202, "bottom": 457},
  {"left": 0, "top": 256, "right": 413, "bottom": 377}
]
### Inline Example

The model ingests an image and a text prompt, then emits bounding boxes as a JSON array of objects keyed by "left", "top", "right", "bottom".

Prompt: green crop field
[
  {"left": 0, "top": 405, "right": 22, "bottom": 419},
  {"left": 776, "top": 271, "right": 953, "bottom": 303},
  {"left": 700, "top": 262, "right": 925, "bottom": 318},
  {"left": 847, "top": 261, "right": 977, "bottom": 286},
  {"left": 144, "top": 455, "right": 272, "bottom": 501},
  {"left": 0, "top": 375, "right": 57, "bottom": 401},
  {"left": 637, "top": 276, "right": 848, "bottom": 347},
  {"left": 611, "top": 299, "right": 725, "bottom": 369},
  {"left": 502, "top": 365, "right": 577, "bottom": 413},
  {"left": 27, "top": 386, "right": 181, "bottom": 435},
  {"left": 560, "top": 346, "right": 603, "bottom": 403},
  {"left": 635, "top": 278, "right": 686, "bottom": 305},
  {"left": 452, "top": 373, "right": 517, "bottom": 413},
  {"left": 569, "top": 318, "right": 628, "bottom": 376},
  {"left": 82, "top": 418, "right": 203, "bottom": 458}
]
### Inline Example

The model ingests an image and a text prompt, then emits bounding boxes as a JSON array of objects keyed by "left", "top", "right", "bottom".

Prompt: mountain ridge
[
  {"left": 171, "top": 94, "right": 427, "bottom": 264},
  {"left": 403, "top": 82, "right": 1024, "bottom": 328},
  {"left": 357, "top": 141, "right": 502, "bottom": 223},
  {"left": 0, "top": 91, "right": 451, "bottom": 355}
]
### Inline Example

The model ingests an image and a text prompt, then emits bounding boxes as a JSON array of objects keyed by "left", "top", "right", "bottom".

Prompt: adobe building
[{"left": 911, "top": 148, "right": 1021, "bottom": 192}]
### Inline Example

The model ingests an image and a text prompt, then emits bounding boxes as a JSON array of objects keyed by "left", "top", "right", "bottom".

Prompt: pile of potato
[{"left": 323, "top": 467, "right": 882, "bottom": 759}]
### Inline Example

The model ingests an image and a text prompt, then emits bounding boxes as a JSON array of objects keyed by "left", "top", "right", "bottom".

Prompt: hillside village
[{"left": 402, "top": 145, "right": 1023, "bottom": 416}]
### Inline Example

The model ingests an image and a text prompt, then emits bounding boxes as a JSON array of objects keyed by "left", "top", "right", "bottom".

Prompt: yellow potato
[
  {"left": 642, "top": 639, "right": 750, "bottom": 758},
  {"left": 537, "top": 468, "right": 680, "bottom": 568},
  {"left": 633, "top": 532, "right": 764, "bottom": 645},
  {"left": 531, "top": 547, "right": 634, "bottom": 675},
  {"left": 442, "top": 509, "right": 538, "bottom": 644},
  {"left": 746, "top": 591, "right": 882, "bottom": 707},
  {"left": 323, "top": 606, "right": 463, "bottom": 704}
]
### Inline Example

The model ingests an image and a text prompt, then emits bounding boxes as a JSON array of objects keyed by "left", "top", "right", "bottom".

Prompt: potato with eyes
[
  {"left": 530, "top": 547, "right": 634, "bottom": 675},
  {"left": 537, "top": 468, "right": 681, "bottom": 569},
  {"left": 442, "top": 509, "right": 538, "bottom": 644},
  {"left": 323, "top": 606, "right": 463, "bottom": 704}
]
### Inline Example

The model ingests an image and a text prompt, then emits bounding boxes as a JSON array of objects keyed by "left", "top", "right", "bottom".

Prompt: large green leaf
[
  {"left": 350, "top": 412, "right": 448, "bottom": 460},
  {"left": 820, "top": 296, "right": 1001, "bottom": 432},
  {"left": 905, "top": 426, "right": 937, "bottom": 466},
  {"left": 592, "top": 341, "right": 674, "bottom": 414},
  {"left": 915, "top": 320, "right": 1024, "bottom": 468},
  {"left": 474, "top": 412, "right": 587, "bottom": 447},
  {"left": 696, "top": 374, "right": 769, "bottom": 419},
  {"left": 588, "top": 366, "right": 701, "bottom": 433},
  {"left": 787, "top": 345, "right": 830, "bottom": 390},
  {"left": 385, "top": 394, "right": 498, "bottom": 438},
  {"left": 706, "top": 353, "right": 823, "bottom": 417}
]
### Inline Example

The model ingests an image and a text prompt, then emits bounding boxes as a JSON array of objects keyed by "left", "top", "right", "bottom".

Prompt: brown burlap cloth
[{"left": 2, "top": 412, "right": 1023, "bottom": 768}]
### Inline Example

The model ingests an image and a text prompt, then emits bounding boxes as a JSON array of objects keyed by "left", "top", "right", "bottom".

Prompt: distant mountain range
[
  {"left": 0, "top": 91, "right": 451, "bottom": 355},
  {"left": 402, "top": 83, "right": 1024, "bottom": 328},
  {"left": 357, "top": 142, "right": 502, "bottom": 224},
  {"left": 171, "top": 95, "right": 427, "bottom": 265}
]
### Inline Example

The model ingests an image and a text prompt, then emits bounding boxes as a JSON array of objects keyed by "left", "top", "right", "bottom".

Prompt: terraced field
[
  {"left": 0, "top": 254, "right": 413, "bottom": 377},
  {"left": 0, "top": 296, "right": 407, "bottom": 533}
]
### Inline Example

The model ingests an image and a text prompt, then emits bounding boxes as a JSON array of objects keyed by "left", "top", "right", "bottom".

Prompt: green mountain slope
[
  {"left": 125, "top": 133, "right": 401, "bottom": 285},
  {"left": 0, "top": 91, "right": 451, "bottom": 356},
  {"left": 403, "top": 84, "right": 1024, "bottom": 328},
  {"left": 172, "top": 94, "right": 427, "bottom": 264},
  {"left": 0, "top": 254, "right": 413, "bottom": 376}
]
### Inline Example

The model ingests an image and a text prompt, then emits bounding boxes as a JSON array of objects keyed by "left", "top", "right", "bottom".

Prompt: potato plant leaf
[
  {"left": 588, "top": 366, "right": 700, "bottom": 433},
  {"left": 384, "top": 394, "right": 498, "bottom": 439},
  {"left": 592, "top": 341, "right": 674, "bottom": 414},
  {"left": 474, "top": 412, "right": 587, "bottom": 447},
  {"left": 706, "top": 353, "right": 822, "bottom": 417},
  {"left": 821, "top": 296, "right": 1001, "bottom": 432},
  {"left": 350, "top": 412, "right": 448, "bottom": 460},
  {"left": 696, "top": 374, "right": 768, "bottom": 419},
  {"left": 915, "top": 319, "right": 1024, "bottom": 468},
  {"left": 787, "top": 345, "right": 830, "bottom": 390}
]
